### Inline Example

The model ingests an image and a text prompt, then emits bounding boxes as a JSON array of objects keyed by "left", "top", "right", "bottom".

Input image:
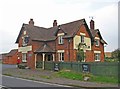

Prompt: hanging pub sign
[{"left": 82, "top": 64, "right": 90, "bottom": 73}]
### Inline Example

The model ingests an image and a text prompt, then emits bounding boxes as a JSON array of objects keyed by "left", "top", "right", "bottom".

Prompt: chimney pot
[
  {"left": 90, "top": 20, "right": 95, "bottom": 30},
  {"left": 53, "top": 20, "right": 57, "bottom": 27},
  {"left": 29, "top": 18, "right": 34, "bottom": 26}
]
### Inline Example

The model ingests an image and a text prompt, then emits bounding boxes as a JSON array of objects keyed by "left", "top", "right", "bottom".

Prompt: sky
[{"left": 0, "top": 0, "right": 119, "bottom": 54}]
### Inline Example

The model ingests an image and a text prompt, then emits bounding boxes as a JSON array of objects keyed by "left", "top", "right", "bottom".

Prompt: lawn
[{"left": 55, "top": 70, "right": 118, "bottom": 84}]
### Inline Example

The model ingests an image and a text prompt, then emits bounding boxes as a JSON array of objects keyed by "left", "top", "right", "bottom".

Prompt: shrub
[{"left": 18, "top": 64, "right": 27, "bottom": 69}]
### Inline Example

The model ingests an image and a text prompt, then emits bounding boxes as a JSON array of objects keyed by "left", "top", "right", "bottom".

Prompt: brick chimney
[
  {"left": 53, "top": 20, "right": 57, "bottom": 27},
  {"left": 29, "top": 18, "right": 34, "bottom": 26},
  {"left": 90, "top": 19, "right": 95, "bottom": 29}
]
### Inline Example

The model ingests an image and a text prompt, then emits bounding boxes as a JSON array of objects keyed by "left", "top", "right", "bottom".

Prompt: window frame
[
  {"left": 22, "top": 53, "right": 27, "bottom": 63},
  {"left": 58, "top": 52, "right": 64, "bottom": 62},
  {"left": 95, "top": 53, "right": 100, "bottom": 61},
  {"left": 58, "top": 36, "right": 64, "bottom": 44},
  {"left": 95, "top": 39, "right": 99, "bottom": 46},
  {"left": 81, "top": 35, "right": 84, "bottom": 43},
  {"left": 22, "top": 36, "right": 29, "bottom": 47}
]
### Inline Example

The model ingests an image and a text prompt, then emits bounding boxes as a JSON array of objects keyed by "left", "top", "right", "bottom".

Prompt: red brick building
[
  {"left": 16, "top": 19, "right": 107, "bottom": 69},
  {"left": 105, "top": 52, "right": 112, "bottom": 58},
  {"left": 3, "top": 49, "right": 18, "bottom": 64}
]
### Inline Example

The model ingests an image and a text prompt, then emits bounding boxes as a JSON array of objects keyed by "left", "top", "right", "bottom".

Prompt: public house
[{"left": 16, "top": 18, "right": 107, "bottom": 69}]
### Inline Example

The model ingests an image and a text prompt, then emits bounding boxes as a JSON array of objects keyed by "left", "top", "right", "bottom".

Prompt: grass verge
[
  {"left": 3, "top": 73, "right": 12, "bottom": 76},
  {"left": 55, "top": 70, "right": 118, "bottom": 84}
]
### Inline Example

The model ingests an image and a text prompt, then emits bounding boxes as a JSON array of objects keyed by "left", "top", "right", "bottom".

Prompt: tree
[
  {"left": 77, "top": 43, "right": 86, "bottom": 62},
  {"left": 111, "top": 48, "right": 120, "bottom": 62},
  {"left": 112, "top": 49, "right": 120, "bottom": 58}
]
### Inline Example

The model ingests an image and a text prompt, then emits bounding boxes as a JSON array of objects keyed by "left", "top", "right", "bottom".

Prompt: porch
[{"left": 34, "top": 44, "right": 55, "bottom": 69}]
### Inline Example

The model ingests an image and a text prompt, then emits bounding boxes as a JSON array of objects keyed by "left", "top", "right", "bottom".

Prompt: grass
[
  {"left": 3, "top": 73, "right": 12, "bottom": 76},
  {"left": 55, "top": 70, "right": 118, "bottom": 84},
  {"left": 55, "top": 70, "right": 83, "bottom": 80},
  {"left": 39, "top": 75, "right": 51, "bottom": 79},
  {"left": 90, "top": 75, "right": 118, "bottom": 84}
]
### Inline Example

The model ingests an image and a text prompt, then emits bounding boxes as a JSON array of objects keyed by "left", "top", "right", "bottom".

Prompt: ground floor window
[
  {"left": 47, "top": 54, "right": 53, "bottom": 61},
  {"left": 58, "top": 53, "right": 64, "bottom": 62},
  {"left": 22, "top": 53, "right": 27, "bottom": 62},
  {"left": 95, "top": 53, "right": 100, "bottom": 61}
]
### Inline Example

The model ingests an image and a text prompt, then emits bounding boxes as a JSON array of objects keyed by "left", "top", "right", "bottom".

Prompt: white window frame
[
  {"left": 58, "top": 52, "right": 64, "bottom": 62},
  {"left": 58, "top": 36, "right": 64, "bottom": 44},
  {"left": 95, "top": 53, "right": 100, "bottom": 61},
  {"left": 22, "top": 53, "right": 27, "bottom": 62},
  {"left": 95, "top": 39, "right": 99, "bottom": 46}
]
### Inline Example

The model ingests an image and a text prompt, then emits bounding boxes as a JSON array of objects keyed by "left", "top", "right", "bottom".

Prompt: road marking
[
  {"left": 0, "top": 85, "right": 7, "bottom": 88},
  {"left": 2, "top": 75, "right": 72, "bottom": 87}
]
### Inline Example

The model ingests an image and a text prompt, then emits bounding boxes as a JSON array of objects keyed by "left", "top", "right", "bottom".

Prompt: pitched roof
[
  {"left": 0, "top": 53, "right": 8, "bottom": 60},
  {"left": 16, "top": 18, "right": 106, "bottom": 44},
  {"left": 6, "top": 49, "right": 18, "bottom": 57},
  {"left": 52, "top": 19, "right": 85, "bottom": 38},
  {"left": 16, "top": 19, "right": 86, "bottom": 42},
  {"left": 90, "top": 29, "right": 107, "bottom": 44},
  {"left": 34, "top": 44, "right": 55, "bottom": 53}
]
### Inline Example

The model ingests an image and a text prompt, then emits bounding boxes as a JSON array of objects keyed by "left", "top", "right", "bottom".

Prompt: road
[
  {"left": 2, "top": 75, "right": 72, "bottom": 87},
  {"left": 2, "top": 64, "right": 84, "bottom": 89}
]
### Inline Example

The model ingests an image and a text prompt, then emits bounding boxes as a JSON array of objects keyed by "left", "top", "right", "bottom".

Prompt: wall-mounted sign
[
  {"left": 18, "top": 46, "right": 32, "bottom": 53},
  {"left": 82, "top": 64, "right": 90, "bottom": 73}
]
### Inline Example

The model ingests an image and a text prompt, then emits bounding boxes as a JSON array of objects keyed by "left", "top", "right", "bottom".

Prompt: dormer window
[{"left": 58, "top": 36, "right": 64, "bottom": 44}]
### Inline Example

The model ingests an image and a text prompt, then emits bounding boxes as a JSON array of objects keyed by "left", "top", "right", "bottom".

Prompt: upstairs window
[
  {"left": 24, "top": 37, "right": 29, "bottom": 43},
  {"left": 81, "top": 35, "right": 84, "bottom": 43},
  {"left": 22, "top": 36, "right": 29, "bottom": 46},
  {"left": 95, "top": 39, "right": 99, "bottom": 46},
  {"left": 58, "top": 36, "right": 64, "bottom": 44}
]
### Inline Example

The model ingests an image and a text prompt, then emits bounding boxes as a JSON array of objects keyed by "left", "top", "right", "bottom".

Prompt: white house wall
[{"left": 73, "top": 35, "right": 91, "bottom": 50}]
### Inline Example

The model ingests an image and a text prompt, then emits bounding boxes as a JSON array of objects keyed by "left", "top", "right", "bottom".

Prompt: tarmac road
[{"left": 2, "top": 75, "right": 85, "bottom": 89}]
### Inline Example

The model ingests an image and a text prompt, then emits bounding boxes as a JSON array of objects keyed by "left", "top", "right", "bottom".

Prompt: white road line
[
  {"left": 2, "top": 75, "right": 72, "bottom": 87},
  {"left": 0, "top": 85, "right": 6, "bottom": 88}
]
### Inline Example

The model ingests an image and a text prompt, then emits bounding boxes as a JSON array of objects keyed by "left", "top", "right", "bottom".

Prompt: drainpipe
[
  {"left": 42, "top": 53, "right": 45, "bottom": 70},
  {"left": 68, "top": 39, "right": 71, "bottom": 62}
]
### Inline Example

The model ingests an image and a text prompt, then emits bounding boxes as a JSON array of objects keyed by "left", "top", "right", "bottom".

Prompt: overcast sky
[{"left": 0, "top": 0, "right": 119, "bottom": 54}]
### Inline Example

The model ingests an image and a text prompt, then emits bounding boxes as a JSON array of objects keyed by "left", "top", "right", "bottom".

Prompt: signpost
[
  {"left": 54, "top": 63, "right": 59, "bottom": 71},
  {"left": 82, "top": 64, "right": 90, "bottom": 73}
]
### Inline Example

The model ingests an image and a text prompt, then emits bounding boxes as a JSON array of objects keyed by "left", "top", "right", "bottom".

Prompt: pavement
[{"left": 2, "top": 64, "right": 119, "bottom": 88}]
